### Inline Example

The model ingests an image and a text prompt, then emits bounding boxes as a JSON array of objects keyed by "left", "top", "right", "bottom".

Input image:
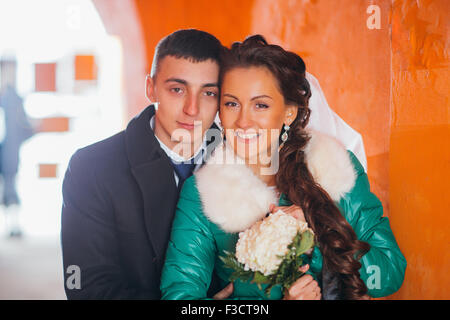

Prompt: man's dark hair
[{"left": 150, "top": 29, "right": 223, "bottom": 77}]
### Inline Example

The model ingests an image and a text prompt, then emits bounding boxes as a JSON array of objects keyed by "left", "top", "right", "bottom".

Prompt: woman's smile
[{"left": 234, "top": 129, "right": 261, "bottom": 144}]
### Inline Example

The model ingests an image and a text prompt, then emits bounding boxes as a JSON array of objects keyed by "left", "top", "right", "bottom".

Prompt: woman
[{"left": 160, "top": 35, "right": 406, "bottom": 300}]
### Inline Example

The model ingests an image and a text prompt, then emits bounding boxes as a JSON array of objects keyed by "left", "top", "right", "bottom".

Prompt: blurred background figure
[
  {"left": 0, "top": 0, "right": 126, "bottom": 299},
  {"left": 0, "top": 57, "right": 35, "bottom": 238}
]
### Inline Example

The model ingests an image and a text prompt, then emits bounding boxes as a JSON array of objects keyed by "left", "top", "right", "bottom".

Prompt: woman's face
[{"left": 219, "top": 66, "right": 297, "bottom": 163}]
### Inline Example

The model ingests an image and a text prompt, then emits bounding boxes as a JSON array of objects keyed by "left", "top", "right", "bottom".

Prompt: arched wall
[{"left": 92, "top": 0, "right": 148, "bottom": 119}]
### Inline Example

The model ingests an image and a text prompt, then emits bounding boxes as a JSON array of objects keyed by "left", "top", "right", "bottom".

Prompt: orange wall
[
  {"left": 133, "top": 0, "right": 392, "bottom": 213},
  {"left": 96, "top": 0, "right": 449, "bottom": 299},
  {"left": 134, "top": 0, "right": 256, "bottom": 73},
  {"left": 388, "top": 0, "right": 449, "bottom": 299},
  {"left": 249, "top": 0, "right": 392, "bottom": 225}
]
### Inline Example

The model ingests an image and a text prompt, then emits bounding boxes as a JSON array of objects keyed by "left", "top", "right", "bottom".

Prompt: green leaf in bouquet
[
  {"left": 264, "top": 230, "right": 315, "bottom": 297},
  {"left": 219, "top": 251, "right": 253, "bottom": 283},
  {"left": 219, "top": 251, "right": 244, "bottom": 272},
  {"left": 230, "top": 270, "right": 253, "bottom": 283},
  {"left": 291, "top": 232, "right": 302, "bottom": 248},
  {"left": 295, "top": 230, "right": 315, "bottom": 256},
  {"left": 252, "top": 271, "right": 271, "bottom": 290}
]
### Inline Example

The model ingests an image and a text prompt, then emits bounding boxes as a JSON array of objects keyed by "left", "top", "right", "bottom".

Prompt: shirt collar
[{"left": 149, "top": 115, "right": 207, "bottom": 164}]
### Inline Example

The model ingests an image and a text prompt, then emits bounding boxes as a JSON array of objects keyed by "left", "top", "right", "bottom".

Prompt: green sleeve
[
  {"left": 339, "top": 151, "right": 407, "bottom": 298},
  {"left": 160, "top": 176, "right": 217, "bottom": 300}
]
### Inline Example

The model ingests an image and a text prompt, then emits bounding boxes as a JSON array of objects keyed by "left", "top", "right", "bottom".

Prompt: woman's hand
[
  {"left": 283, "top": 265, "right": 321, "bottom": 300},
  {"left": 213, "top": 282, "right": 234, "bottom": 300},
  {"left": 269, "top": 203, "right": 313, "bottom": 255},
  {"left": 269, "top": 204, "right": 306, "bottom": 223}
]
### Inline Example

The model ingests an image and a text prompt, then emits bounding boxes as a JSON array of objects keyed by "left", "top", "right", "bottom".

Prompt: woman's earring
[{"left": 281, "top": 124, "right": 290, "bottom": 143}]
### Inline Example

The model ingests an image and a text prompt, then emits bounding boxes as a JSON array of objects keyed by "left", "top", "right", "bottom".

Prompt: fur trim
[
  {"left": 195, "top": 130, "right": 356, "bottom": 233},
  {"left": 304, "top": 130, "right": 357, "bottom": 202},
  {"left": 195, "top": 146, "right": 278, "bottom": 233}
]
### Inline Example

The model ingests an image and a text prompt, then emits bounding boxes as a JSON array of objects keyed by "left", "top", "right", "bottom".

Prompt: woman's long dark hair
[{"left": 220, "top": 35, "right": 370, "bottom": 299}]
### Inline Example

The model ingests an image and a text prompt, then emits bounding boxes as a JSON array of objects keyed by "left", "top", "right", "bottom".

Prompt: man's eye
[
  {"left": 170, "top": 87, "right": 183, "bottom": 94},
  {"left": 204, "top": 91, "right": 217, "bottom": 97}
]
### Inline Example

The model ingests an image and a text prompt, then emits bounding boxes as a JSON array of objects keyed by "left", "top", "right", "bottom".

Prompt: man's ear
[
  {"left": 284, "top": 105, "right": 298, "bottom": 126},
  {"left": 145, "top": 74, "right": 156, "bottom": 103}
]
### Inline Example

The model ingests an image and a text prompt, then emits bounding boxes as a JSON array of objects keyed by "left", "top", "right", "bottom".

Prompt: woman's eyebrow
[
  {"left": 223, "top": 93, "right": 239, "bottom": 100},
  {"left": 251, "top": 95, "right": 273, "bottom": 101},
  {"left": 223, "top": 93, "right": 273, "bottom": 101}
]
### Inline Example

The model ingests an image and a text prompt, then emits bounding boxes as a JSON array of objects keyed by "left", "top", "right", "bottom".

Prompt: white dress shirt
[{"left": 150, "top": 115, "right": 207, "bottom": 187}]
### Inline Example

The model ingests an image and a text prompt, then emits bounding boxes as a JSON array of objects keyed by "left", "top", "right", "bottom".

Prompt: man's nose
[{"left": 183, "top": 93, "right": 199, "bottom": 117}]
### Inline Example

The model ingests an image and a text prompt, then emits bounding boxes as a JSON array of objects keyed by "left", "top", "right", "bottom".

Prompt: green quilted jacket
[{"left": 160, "top": 132, "right": 407, "bottom": 299}]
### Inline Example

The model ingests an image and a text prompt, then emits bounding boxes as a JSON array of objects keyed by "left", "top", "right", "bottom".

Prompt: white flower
[{"left": 234, "top": 210, "right": 313, "bottom": 276}]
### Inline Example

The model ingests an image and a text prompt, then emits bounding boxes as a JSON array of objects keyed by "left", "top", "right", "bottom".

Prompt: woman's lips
[{"left": 235, "top": 130, "right": 261, "bottom": 144}]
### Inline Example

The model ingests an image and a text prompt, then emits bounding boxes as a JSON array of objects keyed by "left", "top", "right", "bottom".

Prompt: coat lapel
[{"left": 125, "top": 105, "right": 178, "bottom": 260}]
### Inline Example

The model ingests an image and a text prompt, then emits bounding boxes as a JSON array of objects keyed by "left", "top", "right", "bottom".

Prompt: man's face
[{"left": 147, "top": 56, "right": 219, "bottom": 157}]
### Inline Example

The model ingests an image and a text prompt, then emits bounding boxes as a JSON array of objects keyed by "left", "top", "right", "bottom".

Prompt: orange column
[
  {"left": 388, "top": 0, "right": 449, "bottom": 300},
  {"left": 133, "top": 0, "right": 256, "bottom": 74},
  {"left": 249, "top": 0, "right": 393, "bottom": 217}
]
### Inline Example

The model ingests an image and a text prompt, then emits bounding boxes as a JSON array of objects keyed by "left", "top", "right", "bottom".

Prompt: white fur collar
[{"left": 195, "top": 130, "right": 357, "bottom": 233}]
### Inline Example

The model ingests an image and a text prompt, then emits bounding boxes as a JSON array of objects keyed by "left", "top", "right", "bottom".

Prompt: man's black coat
[{"left": 61, "top": 105, "right": 219, "bottom": 299}]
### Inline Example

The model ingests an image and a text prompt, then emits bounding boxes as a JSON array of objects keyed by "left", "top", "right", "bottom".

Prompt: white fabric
[
  {"left": 149, "top": 115, "right": 206, "bottom": 186},
  {"left": 305, "top": 72, "right": 368, "bottom": 172}
]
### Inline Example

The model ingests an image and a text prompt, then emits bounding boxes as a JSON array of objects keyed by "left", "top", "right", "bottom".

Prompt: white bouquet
[{"left": 220, "top": 210, "right": 315, "bottom": 296}]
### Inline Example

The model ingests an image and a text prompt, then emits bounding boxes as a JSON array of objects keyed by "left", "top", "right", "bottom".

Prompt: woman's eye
[
  {"left": 256, "top": 103, "right": 269, "bottom": 109},
  {"left": 224, "top": 101, "right": 238, "bottom": 107}
]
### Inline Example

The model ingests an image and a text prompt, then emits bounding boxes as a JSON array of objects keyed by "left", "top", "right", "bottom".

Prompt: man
[{"left": 61, "top": 29, "right": 227, "bottom": 299}]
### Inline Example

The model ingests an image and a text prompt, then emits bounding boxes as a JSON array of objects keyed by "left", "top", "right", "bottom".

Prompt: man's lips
[{"left": 177, "top": 121, "right": 201, "bottom": 130}]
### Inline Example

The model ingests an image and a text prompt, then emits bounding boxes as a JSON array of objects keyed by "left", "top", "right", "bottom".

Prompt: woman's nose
[{"left": 236, "top": 107, "right": 253, "bottom": 129}]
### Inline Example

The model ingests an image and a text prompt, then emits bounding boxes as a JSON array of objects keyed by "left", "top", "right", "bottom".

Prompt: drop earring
[
  {"left": 281, "top": 111, "right": 293, "bottom": 145},
  {"left": 281, "top": 124, "right": 290, "bottom": 143}
]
